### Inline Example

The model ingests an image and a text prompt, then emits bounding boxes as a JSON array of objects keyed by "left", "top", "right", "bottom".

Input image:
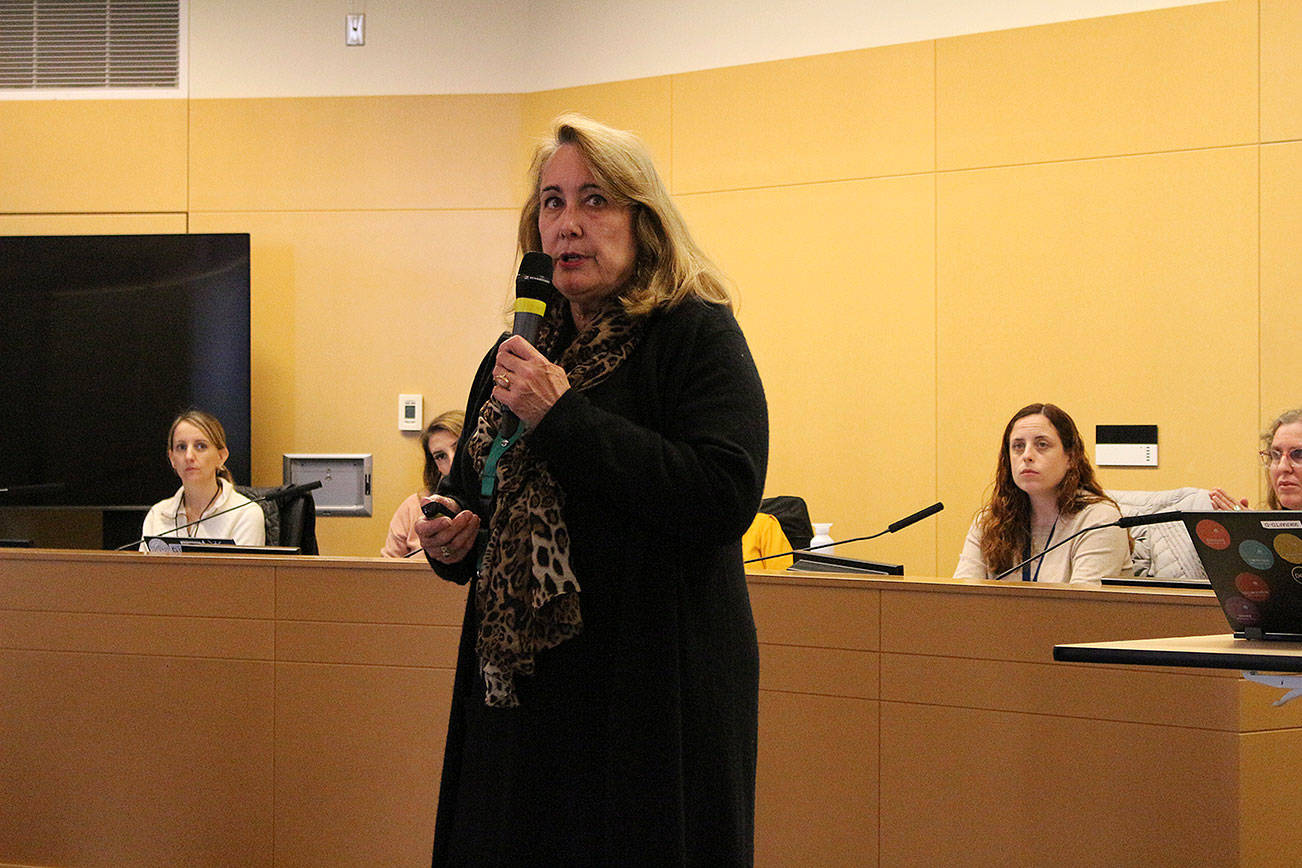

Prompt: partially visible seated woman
[
  {"left": 140, "top": 409, "right": 266, "bottom": 548},
  {"left": 742, "top": 511, "right": 794, "bottom": 570},
  {"left": 381, "top": 410, "right": 465, "bottom": 557},
  {"left": 1210, "top": 408, "right": 1302, "bottom": 511},
  {"left": 954, "top": 403, "right": 1132, "bottom": 584}
]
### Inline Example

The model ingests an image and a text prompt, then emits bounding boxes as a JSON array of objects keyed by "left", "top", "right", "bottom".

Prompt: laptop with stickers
[{"left": 1181, "top": 511, "right": 1302, "bottom": 640}]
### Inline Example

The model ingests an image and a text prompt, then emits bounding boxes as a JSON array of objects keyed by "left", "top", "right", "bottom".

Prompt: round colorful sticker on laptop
[
  {"left": 1239, "top": 539, "right": 1274, "bottom": 571},
  {"left": 1273, "top": 533, "right": 1302, "bottom": 565},
  {"left": 1234, "top": 572, "right": 1270, "bottom": 602},
  {"left": 1195, "top": 519, "right": 1231, "bottom": 550},
  {"left": 1224, "top": 596, "right": 1261, "bottom": 627}
]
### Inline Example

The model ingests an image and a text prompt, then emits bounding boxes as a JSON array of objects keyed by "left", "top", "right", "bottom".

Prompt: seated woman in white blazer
[{"left": 139, "top": 409, "right": 265, "bottom": 549}]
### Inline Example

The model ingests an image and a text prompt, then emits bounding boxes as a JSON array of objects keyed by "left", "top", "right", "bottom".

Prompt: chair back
[
  {"left": 278, "top": 492, "right": 319, "bottom": 555},
  {"left": 759, "top": 495, "right": 814, "bottom": 552},
  {"left": 234, "top": 485, "right": 319, "bottom": 554}
]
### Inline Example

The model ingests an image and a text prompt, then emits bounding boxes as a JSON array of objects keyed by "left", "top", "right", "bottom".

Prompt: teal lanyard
[
  {"left": 479, "top": 426, "right": 526, "bottom": 499},
  {"left": 474, "top": 426, "right": 526, "bottom": 574}
]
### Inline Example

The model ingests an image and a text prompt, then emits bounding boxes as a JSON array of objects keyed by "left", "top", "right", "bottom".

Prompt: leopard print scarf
[{"left": 465, "top": 299, "right": 643, "bottom": 707}]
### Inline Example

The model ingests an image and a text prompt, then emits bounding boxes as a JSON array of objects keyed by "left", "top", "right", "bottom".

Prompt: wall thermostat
[{"left": 399, "top": 394, "right": 423, "bottom": 431}]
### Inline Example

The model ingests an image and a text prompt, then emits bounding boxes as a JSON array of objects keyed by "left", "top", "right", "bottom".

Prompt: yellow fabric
[{"left": 743, "top": 512, "right": 793, "bottom": 570}]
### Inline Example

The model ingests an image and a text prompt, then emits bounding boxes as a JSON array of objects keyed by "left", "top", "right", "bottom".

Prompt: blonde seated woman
[
  {"left": 1210, "top": 408, "right": 1302, "bottom": 512},
  {"left": 381, "top": 410, "right": 464, "bottom": 557},
  {"left": 140, "top": 409, "right": 265, "bottom": 549},
  {"left": 955, "top": 403, "right": 1131, "bottom": 584}
]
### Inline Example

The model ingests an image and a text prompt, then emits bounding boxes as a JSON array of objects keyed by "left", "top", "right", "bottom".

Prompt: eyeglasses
[{"left": 1259, "top": 447, "right": 1302, "bottom": 466}]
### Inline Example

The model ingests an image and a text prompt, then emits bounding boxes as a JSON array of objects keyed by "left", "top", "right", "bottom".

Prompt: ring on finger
[
  {"left": 495, "top": 373, "right": 510, "bottom": 389},
  {"left": 440, "top": 545, "right": 451, "bottom": 558}
]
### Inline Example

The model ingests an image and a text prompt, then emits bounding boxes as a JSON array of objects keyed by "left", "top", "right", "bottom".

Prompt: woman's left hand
[
  {"left": 1209, "top": 487, "right": 1249, "bottom": 511},
  {"left": 491, "top": 334, "right": 570, "bottom": 428}
]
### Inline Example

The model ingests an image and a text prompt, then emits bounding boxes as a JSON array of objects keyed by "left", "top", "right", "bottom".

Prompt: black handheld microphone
[
  {"left": 745, "top": 502, "right": 944, "bottom": 565},
  {"left": 499, "top": 252, "right": 555, "bottom": 442},
  {"left": 115, "top": 480, "right": 322, "bottom": 551},
  {"left": 991, "top": 510, "right": 1182, "bottom": 581}
]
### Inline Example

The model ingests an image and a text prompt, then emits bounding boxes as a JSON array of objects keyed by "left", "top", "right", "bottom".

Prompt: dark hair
[
  {"left": 978, "top": 403, "right": 1116, "bottom": 574},
  {"left": 420, "top": 410, "right": 464, "bottom": 494},
  {"left": 167, "top": 409, "right": 233, "bottom": 485}
]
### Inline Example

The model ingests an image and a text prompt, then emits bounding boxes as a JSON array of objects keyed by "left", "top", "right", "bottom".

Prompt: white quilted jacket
[{"left": 1106, "top": 487, "right": 1212, "bottom": 580}]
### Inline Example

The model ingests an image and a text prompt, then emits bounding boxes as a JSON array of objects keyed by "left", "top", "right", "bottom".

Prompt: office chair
[
  {"left": 759, "top": 495, "right": 814, "bottom": 553},
  {"left": 235, "top": 485, "right": 320, "bottom": 555}
]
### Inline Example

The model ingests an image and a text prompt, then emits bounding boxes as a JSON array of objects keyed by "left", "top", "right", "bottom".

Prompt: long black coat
[{"left": 430, "top": 298, "right": 768, "bottom": 866}]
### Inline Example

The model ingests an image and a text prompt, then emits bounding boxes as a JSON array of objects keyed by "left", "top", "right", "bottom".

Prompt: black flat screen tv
[{"left": 0, "top": 233, "right": 251, "bottom": 509}]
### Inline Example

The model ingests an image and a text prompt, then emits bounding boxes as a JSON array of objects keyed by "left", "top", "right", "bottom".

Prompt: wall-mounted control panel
[
  {"left": 1095, "top": 424, "right": 1158, "bottom": 467},
  {"left": 399, "top": 394, "right": 422, "bottom": 431},
  {"left": 283, "top": 454, "right": 373, "bottom": 516}
]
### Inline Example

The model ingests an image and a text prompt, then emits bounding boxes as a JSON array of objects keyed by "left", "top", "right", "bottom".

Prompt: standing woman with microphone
[
  {"left": 139, "top": 409, "right": 265, "bottom": 548},
  {"left": 416, "top": 114, "right": 767, "bottom": 865},
  {"left": 954, "top": 403, "right": 1131, "bottom": 584}
]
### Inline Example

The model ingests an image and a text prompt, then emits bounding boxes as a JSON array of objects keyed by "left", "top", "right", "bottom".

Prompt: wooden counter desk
[{"left": 4, "top": 550, "right": 1300, "bottom": 866}]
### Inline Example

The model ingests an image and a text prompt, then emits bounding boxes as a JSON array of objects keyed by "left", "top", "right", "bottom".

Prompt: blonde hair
[
  {"left": 167, "top": 409, "right": 233, "bottom": 484},
  {"left": 517, "top": 113, "right": 733, "bottom": 316},
  {"left": 1262, "top": 408, "right": 1302, "bottom": 510}
]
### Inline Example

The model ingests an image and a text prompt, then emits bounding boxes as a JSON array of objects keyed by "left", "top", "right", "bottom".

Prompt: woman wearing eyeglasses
[{"left": 1210, "top": 409, "right": 1302, "bottom": 510}]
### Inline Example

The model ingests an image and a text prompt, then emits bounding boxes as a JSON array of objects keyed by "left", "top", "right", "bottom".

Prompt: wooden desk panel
[
  {"left": 0, "top": 549, "right": 275, "bottom": 618},
  {"left": 756, "top": 691, "right": 878, "bottom": 866},
  {"left": 274, "top": 662, "right": 450, "bottom": 866},
  {"left": 0, "top": 649, "right": 275, "bottom": 867},
  {"left": 4, "top": 552, "right": 1299, "bottom": 867},
  {"left": 879, "top": 702, "right": 1241, "bottom": 866},
  {"left": 880, "top": 580, "right": 1228, "bottom": 661}
]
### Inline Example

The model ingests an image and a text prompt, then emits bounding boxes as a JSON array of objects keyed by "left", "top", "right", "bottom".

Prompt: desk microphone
[
  {"left": 745, "top": 502, "right": 944, "bottom": 565},
  {"left": 114, "top": 480, "right": 322, "bottom": 551},
  {"left": 499, "top": 252, "right": 554, "bottom": 442},
  {"left": 992, "top": 510, "right": 1183, "bottom": 581}
]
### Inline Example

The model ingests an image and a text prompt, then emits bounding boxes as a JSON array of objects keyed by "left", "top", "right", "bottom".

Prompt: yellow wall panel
[
  {"left": 0, "top": 100, "right": 186, "bottom": 213},
  {"left": 189, "top": 94, "right": 522, "bottom": 212},
  {"left": 1261, "top": 142, "right": 1302, "bottom": 450},
  {"left": 0, "top": 214, "right": 187, "bottom": 235},
  {"left": 672, "top": 42, "right": 935, "bottom": 193},
  {"left": 188, "top": 209, "right": 518, "bottom": 557},
  {"left": 679, "top": 175, "right": 936, "bottom": 574},
  {"left": 1262, "top": 0, "right": 1302, "bottom": 142},
  {"left": 936, "top": 0, "right": 1257, "bottom": 170},
  {"left": 936, "top": 147, "right": 1258, "bottom": 572},
  {"left": 519, "top": 77, "right": 673, "bottom": 194}
]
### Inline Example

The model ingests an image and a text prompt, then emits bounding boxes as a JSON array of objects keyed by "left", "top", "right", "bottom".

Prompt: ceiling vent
[{"left": 0, "top": 0, "right": 180, "bottom": 90}]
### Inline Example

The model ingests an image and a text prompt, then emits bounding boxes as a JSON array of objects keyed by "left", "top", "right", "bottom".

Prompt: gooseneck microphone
[
  {"left": 992, "top": 510, "right": 1183, "bottom": 581},
  {"left": 499, "top": 252, "right": 555, "bottom": 442},
  {"left": 888, "top": 501, "right": 945, "bottom": 533},
  {"left": 745, "top": 502, "right": 944, "bottom": 565},
  {"left": 114, "top": 480, "right": 323, "bottom": 551}
]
